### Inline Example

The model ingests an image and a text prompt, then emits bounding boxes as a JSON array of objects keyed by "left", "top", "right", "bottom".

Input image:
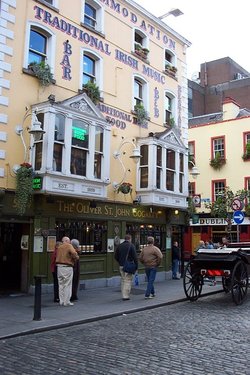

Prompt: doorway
[{"left": 0, "top": 223, "right": 23, "bottom": 294}]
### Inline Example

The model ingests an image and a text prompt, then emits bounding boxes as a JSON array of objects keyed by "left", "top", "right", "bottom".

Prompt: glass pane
[
  {"left": 55, "top": 114, "right": 65, "bottom": 141},
  {"left": 35, "top": 142, "right": 43, "bottom": 171},
  {"left": 29, "top": 30, "right": 46, "bottom": 55},
  {"left": 179, "top": 173, "right": 183, "bottom": 193},
  {"left": 94, "top": 153, "right": 102, "bottom": 179},
  {"left": 36, "top": 113, "right": 45, "bottom": 141},
  {"left": 84, "top": 55, "right": 95, "bottom": 76},
  {"left": 156, "top": 168, "right": 161, "bottom": 189},
  {"left": 166, "top": 170, "right": 174, "bottom": 191},
  {"left": 140, "top": 167, "right": 148, "bottom": 188},
  {"left": 71, "top": 148, "right": 87, "bottom": 176},
  {"left": 84, "top": 4, "right": 96, "bottom": 28},
  {"left": 157, "top": 146, "right": 162, "bottom": 166},
  {"left": 28, "top": 51, "right": 43, "bottom": 65},
  {"left": 140, "top": 145, "right": 148, "bottom": 165},
  {"left": 135, "top": 33, "right": 143, "bottom": 45},
  {"left": 72, "top": 120, "right": 88, "bottom": 148},
  {"left": 53, "top": 143, "right": 63, "bottom": 172},
  {"left": 95, "top": 127, "right": 103, "bottom": 152},
  {"left": 166, "top": 149, "right": 175, "bottom": 169},
  {"left": 179, "top": 153, "right": 184, "bottom": 172}
]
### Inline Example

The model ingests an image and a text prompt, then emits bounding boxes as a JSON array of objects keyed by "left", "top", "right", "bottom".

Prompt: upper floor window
[
  {"left": 212, "top": 180, "right": 226, "bottom": 202},
  {"left": 133, "top": 76, "right": 148, "bottom": 110},
  {"left": 94, "top": 126, "right": 103, "bottom": 179},
  {"left": 156, "top": 146, "right": 162, "bottom": 189},
  {"left": 139, "top": 145, "right": 148, "bottom": 188},
  {"left": 83, "top": 54, "right": 96, "bottom": 84},
  {"left": 166, "top": 149, "right": 175, "bottom": 191},
  {"left": 243, "top": 132, "right": 250, "bottom": 160},
  {"left": 179, "top": 153, "right": 184, "bottom": 193},
  {"left": 83, "top": 0, "right": 103, "bottom": 34},
  {"left": 164, "top": 92, "right": 175, "bottom": 126},
  {"left": 53, "top": 114, "right": 65, "bottom": 172},
  {"left": 34, "top": 113, "right": 45, "bottom": 171},
  {"left": 134, "top": 29, "right": 149, "bottom": 60},
  {"left": 189, "top": 182, "right": 195, "bottom": 196},
  {"left": 164, "top": 49, "right": 175, "bottom": 68},
  {"left": 211, "top": 136, "right": 225, "bottom": 159},
  {"left": 29, "top": 30, "right": 47, "bottom": 64},
  {"left": 71, "top": 120, "right": 89, "bottom": 176}
]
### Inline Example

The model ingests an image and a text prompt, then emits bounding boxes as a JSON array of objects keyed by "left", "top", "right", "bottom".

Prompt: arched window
[
  {"left": 133, "top": 75, "right": 148, "bottom": 110},
  {"left": 164, "top": 91, "right": 176, "bottom": 126},
  {"left": 82, "top": 50, "right": 102, "bottom": 89},
  {"left": 83, "top": 0, "right": 104, "bottom": 33}
]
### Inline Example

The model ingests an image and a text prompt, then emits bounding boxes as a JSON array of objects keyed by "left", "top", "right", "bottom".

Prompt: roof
[{"left": 189, "top": 108, "right": 250, "bottom": 127}]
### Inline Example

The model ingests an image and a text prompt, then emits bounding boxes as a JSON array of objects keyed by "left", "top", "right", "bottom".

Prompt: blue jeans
[
  {"left": 145, "top": 267, "right": 157, "bottom": 297},
  {"left": 172, "top": 259, "right": 179, "bottom": 278}
]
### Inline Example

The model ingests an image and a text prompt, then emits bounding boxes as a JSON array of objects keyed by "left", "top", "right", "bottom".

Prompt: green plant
[
  {"left": 15, "top": 162, "right": 34, "bottom": 215},
  {"left": 134, "top": 103, "right": 148, "bottom": 126},
  {"left": 117, "top": 182, "right": 132, "bottom": 195},
  {"left": 210, "top": 152, "right": 226, "bottom": 170},
  {"left": 82, "top": 81, "right": 101, "bottom": 104},
  {"left": 29, "top": 61, "right": 54, "bottom": 86},
  {"left": 244, "top": 204, "right": 250, "bottom": 217},
  {"left": 165, "top": 64, "right": 177, "bottom": 74},
  {"left": 242, "top": 142, "right": 250, "bottom": 160},
  {"left": 134, "top": 43, "right": 149, "bottom": 59}
]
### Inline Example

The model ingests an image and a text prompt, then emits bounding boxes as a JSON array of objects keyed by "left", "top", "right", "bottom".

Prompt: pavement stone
[{"left": 0, "top": 278, "right": 222, "bottom": 340}]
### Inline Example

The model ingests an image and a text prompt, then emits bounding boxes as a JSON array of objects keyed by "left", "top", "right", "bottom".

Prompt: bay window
[
  {"left": 71, "top": 120, "right": 89, "bottom": 176},
  {"left": 139, "top": 145, "right": 148, "bottom": 188},
  {"left": 166, "top": 149, "right": 175, "bottom": 191}
]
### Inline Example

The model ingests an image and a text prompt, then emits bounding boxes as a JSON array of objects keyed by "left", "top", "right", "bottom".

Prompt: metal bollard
[{"left": 33, "top": 275, "right": 45, "bottom": 321}]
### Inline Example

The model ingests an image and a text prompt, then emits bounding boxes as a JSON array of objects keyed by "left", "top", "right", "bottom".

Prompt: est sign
[{"left": 233, "top": 210, "right": 244, "bottom": 224}]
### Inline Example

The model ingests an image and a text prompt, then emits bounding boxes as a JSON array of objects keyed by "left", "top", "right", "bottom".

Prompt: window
[
  {"left": 134, "top": 29, "right": 149, "bottom": 60},
  {"left": 70, "top": 120, "right": 89, "bottom": 176},
  {"left": 166, "top": 149, "right": 175, "bottom": 191},
  {"left": 164, "top": 49, "right": 175, "bottom": 68},
  {"left": 212, "top": 180, "right": 226, "bottom": 202},
  {"left": 83, "top": 1, "right": 103, "bottom": 33},
  {"left": 34, "top": 113, "right": 45, "bottom": 171},
  {"left": 94, "top": 126, "right": 103, "bottom": 179},
  {"left": 82, "top": 51, "right": 102, "bottom": 89},
  {"left": 53, "top": 114, "right": 65, "bottom": 172},
  {"left": 211, "top": 137, "right": 225, "bottom": 159},
  {"left": 156, "top": 146, "right": 162, "bottom": 189},
  {"left": 164, "top": 92, "right": 175, "bottom": 126},
  {"left": 188, "top": 142, "right": 195, "bottom": 163},
  {"left": 133, "top": 76, "right": 147, "bottom": 109},
  {"left": 29, "top": 30, "right": 47, "bottom": 65},
  {"left": 189, "top": 182, "right": 195, "bottom": 196},
  {"left": 179, "top": 153, "right": 184, "bottom": 193},
  {"left": 243, "top": 131, "right": 250, "bottom": 160},
  {"left": 139, "top": 145, "right": 148, "bottom": 188}
]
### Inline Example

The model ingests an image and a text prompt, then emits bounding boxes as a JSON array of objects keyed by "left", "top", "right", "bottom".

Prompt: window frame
[
  {"left": 211, "top": 136, "right": 225, "bottom": 159},
  {"left": 133, "top": 75, "right": 148, "bottom": 110},
  {"left": 164, "top": 48, "right": 176, "bottom": 69},
  {"left": 212, "top": 179, "right": 226, "bottom": 202},
  {"left": 82, "top": 49, "right": 103, "bottom": 91},
  {"left": 164, "top": 91, "right": 176, "bottom": 126},
  {"left": 82, "top": 0, "right": 104, "bottom": 34}
]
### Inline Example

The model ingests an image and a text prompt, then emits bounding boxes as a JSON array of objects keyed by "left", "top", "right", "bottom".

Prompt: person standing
[
  {"left": 71, "top": 238, "right": 81, "bottom": 302},
  {"left": 172, "top": 241, "right": 181, "bottom": 280},
  {"left": 50, "top": 241, "right": 62, "bottom": 302},
  {"left": 56, "top": 236, "right": 79, "bottom": 306},
  {"left": 139, "top": 236, "right": 163, "bottom": 299},
  {"left": 114, "top": 234, "right": 138, "bottom": 301}
]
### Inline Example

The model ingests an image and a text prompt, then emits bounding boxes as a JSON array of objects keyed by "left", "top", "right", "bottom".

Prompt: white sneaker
[{"left": 64, "top": 302, "right": 74, "bottom": 306}]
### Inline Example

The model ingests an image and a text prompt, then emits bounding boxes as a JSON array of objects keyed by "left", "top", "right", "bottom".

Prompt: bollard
[{"left": 33, "top": 275, "right": 45, "bottom": 321}]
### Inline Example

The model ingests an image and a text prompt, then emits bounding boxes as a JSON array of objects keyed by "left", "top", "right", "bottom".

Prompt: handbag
[{"left": 123, "top": 245, "right": 137, "bottom": 274}]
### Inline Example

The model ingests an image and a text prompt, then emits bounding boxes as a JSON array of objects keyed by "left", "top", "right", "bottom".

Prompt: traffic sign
[
  {"left": 233, "top": 210, "right": 244, "bottom": 224},
  {"left": 231, "top": 198, "right": 243, "bottom": 211}
]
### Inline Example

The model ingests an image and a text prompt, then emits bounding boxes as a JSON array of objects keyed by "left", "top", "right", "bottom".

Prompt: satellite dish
[{"left": 191, "top": 71, "right": 200, "bottom": 83}]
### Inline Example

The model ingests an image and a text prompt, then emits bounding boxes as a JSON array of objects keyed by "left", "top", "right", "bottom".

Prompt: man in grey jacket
[{"left": 139, "top": 236, "right": 163, "bottom": 299}]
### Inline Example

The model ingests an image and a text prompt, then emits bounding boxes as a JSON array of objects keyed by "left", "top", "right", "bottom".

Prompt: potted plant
[
  {"left": 82, "top": 81, "right": 101, "bottom": 104},
  {"left": 245, "top": 204, "right": 250, "bottom": 217},
  {"left": 28, "top": 61, "right": 54, "bottom": 86},
  {"left": 165, "top": 64, "right": 177, "bottom": 76},
  {"left": 242, "top": 142, "right": 250, "bottom": 160},
  {"left": 15, "top": 162, "right": 34, "bottom": 215},
  {"left": 134, "top": 43, "right": 149, "bottom": 59},
  {"left": 117, "top": 182, "right": 132, "bottom": 195},
  {"left": 210, "top": 152, "right": 226, "bottom": 170},
  {"left": 134, "top": 103, "right": 148, "bottom": 126}
]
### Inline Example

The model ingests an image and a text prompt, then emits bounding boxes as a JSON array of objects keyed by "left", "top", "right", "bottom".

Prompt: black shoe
[
  {"left": 70, "top": 297, "right": 78, "bottom": 302},
  {"left": 122, "top": 298, "right": 130, "bottom": 301},
  {"left": 54, "top": 298, "right": 59, "bottom": 303}
]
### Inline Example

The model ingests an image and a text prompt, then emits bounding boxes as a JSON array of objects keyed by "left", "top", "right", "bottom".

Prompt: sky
[{"left": 134, "top": 0, "right": 250, "bottom": 79}]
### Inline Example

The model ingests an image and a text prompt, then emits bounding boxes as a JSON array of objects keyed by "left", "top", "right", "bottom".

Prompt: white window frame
[
  {"left": 81, "top": 48, "right": 103, "bottom": 92},
  {"left": 24, "top": 22, "right": 56, "bottom": 72},
  {"left": 164, "top": 90, "right": 176, "bottom": 126},
  {"left": 133, "top": 74, "right": 148, "bottom": 110},
  {"left": 82, "top": 0, "right": 104, "bottom": 34},
  {"left": 164, "top": 48, "right": 176, "bottom": 70}
]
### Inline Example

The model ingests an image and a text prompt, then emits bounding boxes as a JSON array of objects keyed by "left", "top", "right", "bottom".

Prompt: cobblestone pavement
[{"left": 1, "top": 292, "right": 250, "bottom": 375}]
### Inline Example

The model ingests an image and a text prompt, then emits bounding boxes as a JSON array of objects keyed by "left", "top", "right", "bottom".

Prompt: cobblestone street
[{"left": 1, "top": 293, "right": 250, "bottom": 375}]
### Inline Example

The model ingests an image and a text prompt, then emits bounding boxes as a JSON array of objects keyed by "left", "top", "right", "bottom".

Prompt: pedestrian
[
  {"left": 139, "top": 236, "right": 163, "bottom": 299},
  {"left": 56, "top": 236, "right": 79, "bottom": 306},
  {"left": 221, "top": 236, "right": 229, "bottom": 247},
  {"left": 71, "top": 238, "right": 81, "bottom": 302},
  {"left": 204, "top": 240, "right": 216, "bottom": 285},
  {"left": 50, "top": 241, "right": 61, "bottom": 302},
  {"left": 172, "top": 241, "right": 181, "bottom": 280},
  {"left": 194, "top": 240, "right": 205, "bottom": 254},
  {"left": 114, "top": 234, "right": 138, "bottom": 301},
  {"left": 205, "top": 240, "right": 214, "bottom": 249}
]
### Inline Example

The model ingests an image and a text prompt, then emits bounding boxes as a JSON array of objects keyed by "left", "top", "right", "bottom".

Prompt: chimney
[{"left": 222, "top": 97, "right": 240, "bottom": 121}]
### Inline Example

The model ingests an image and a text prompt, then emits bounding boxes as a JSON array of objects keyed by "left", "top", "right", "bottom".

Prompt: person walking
[
  {"left": 71, "top": 238, "right": 81, "bottom": 302},
  {"left": 139, "top": 236, "right": 163, "bottom": 299},
  {"left": 172, "top": 241, "right": 181, "bottom": 280},
  {"left": 56, "top": 236, "right": 79, "bottom": 306},
  {"left": 50, "top": 241, "right": 61, "bottom": 302},
  {"left": 114, "top": 234, "right": 138, "bottom": 301}
]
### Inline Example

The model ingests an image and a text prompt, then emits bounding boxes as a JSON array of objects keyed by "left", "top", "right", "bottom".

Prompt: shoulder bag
[{"left": 123, "top": 245, "right": 137, "bottom": 274}]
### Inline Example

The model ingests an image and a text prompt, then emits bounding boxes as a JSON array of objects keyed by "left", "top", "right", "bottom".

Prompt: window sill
[
  {"left": 131, "top": 51, "right": 150, "bottom": 64},
  {"left": 22, "top": 67, "right": 56, "bottom": 85},
  {"left": 34, "top": 0, "right": 59, "bottom": 12},
  {"left": 81, "top": 23, "right": 105, "bottom": 38},
  {"left": 163, "top": 70, "right": 178, "bottom": 81}
]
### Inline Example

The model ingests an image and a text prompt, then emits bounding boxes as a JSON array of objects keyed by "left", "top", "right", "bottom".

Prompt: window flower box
[{"left": 210, "top": 153, "right": 226, "bottom": 170}]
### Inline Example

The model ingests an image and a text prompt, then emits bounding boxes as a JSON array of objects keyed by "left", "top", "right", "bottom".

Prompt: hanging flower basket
[
  {"left": 117, "top": 182, "right": 132, "bottom": 195},
  {"left": 15, "top": 162, "right": 34, "bottom": 215}
]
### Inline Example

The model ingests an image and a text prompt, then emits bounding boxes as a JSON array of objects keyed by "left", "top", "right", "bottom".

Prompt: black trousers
[
  {"left": 52, "top": 267, "right": 59, "bottom": 301},
  {"left": 71, "top": 260, "right": 80, "bottom": 300}
]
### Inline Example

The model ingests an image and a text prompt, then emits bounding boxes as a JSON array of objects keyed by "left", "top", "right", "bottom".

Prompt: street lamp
[
  {"left": 158, "top": 8, "right": 183, "bottom": 20},
  {"left": 189, "top": 160, "right": 200, "bottom": 179}
]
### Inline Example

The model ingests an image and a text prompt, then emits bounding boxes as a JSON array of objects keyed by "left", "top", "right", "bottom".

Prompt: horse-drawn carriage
[{"left": 183, "top": 243, "right": 250, "bottom": 305}]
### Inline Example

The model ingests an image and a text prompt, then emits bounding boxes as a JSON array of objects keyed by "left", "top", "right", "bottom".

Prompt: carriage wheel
[
  {"left": 222, "top": 277, "right": 231, "bottom": 293},
  {"left": 231, "top": 260, "right": 248, "bottom": 305},
  {"left": 183, "top": 261, "right": 203, "bottom": 301}
]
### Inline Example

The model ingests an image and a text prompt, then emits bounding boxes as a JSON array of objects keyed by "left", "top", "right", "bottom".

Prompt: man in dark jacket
[
  {"left": 114, "top": 234, "right": 138, "bottom": 301},
  {"left": 172, "top": 241, "right": 181, "bottom": 280}
]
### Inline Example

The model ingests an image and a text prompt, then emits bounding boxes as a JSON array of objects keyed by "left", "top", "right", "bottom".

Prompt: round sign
[
  {"left": 233, "top": 210, "right": 244, "bottom": 224},
  {"left": 231, "top": 198, "right": 243, "bottom": 211}
]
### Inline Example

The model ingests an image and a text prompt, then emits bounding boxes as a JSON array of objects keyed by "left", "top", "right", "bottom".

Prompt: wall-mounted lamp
[
  {"left": 158, "top": 8, "right": 183, "bottom": 20},
  {"left": 189, "top": 160, "right": 200, "bottom": 179},
  {"left": 113, "top": 136, "right": 141, "bottom": 189},
  {"left": 15, "top": 107, "right": 45, "bottom": 162}
]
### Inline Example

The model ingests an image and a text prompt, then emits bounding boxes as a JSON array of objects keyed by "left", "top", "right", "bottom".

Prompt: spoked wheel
[
  {"left": 231, "top": 260, "right": 248, "bottom": 305},
  {"left": 222, "top": 276, "right": 231, "bottom": 293},
  {"left": 183, "top": 261, "right": 203, "bottom": 301}
]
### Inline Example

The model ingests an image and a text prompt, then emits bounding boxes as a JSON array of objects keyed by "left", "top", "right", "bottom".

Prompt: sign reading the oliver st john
[{"left": 57, "top": 200, "right": 163, "bottom": 220}]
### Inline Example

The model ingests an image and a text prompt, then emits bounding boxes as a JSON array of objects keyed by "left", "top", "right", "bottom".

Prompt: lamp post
[
  {"left": 189, "top": 160, "right": 200, "bottom": 179},
  {"left": 158, "top": 8, "right": 183, "bottom": 20}
]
